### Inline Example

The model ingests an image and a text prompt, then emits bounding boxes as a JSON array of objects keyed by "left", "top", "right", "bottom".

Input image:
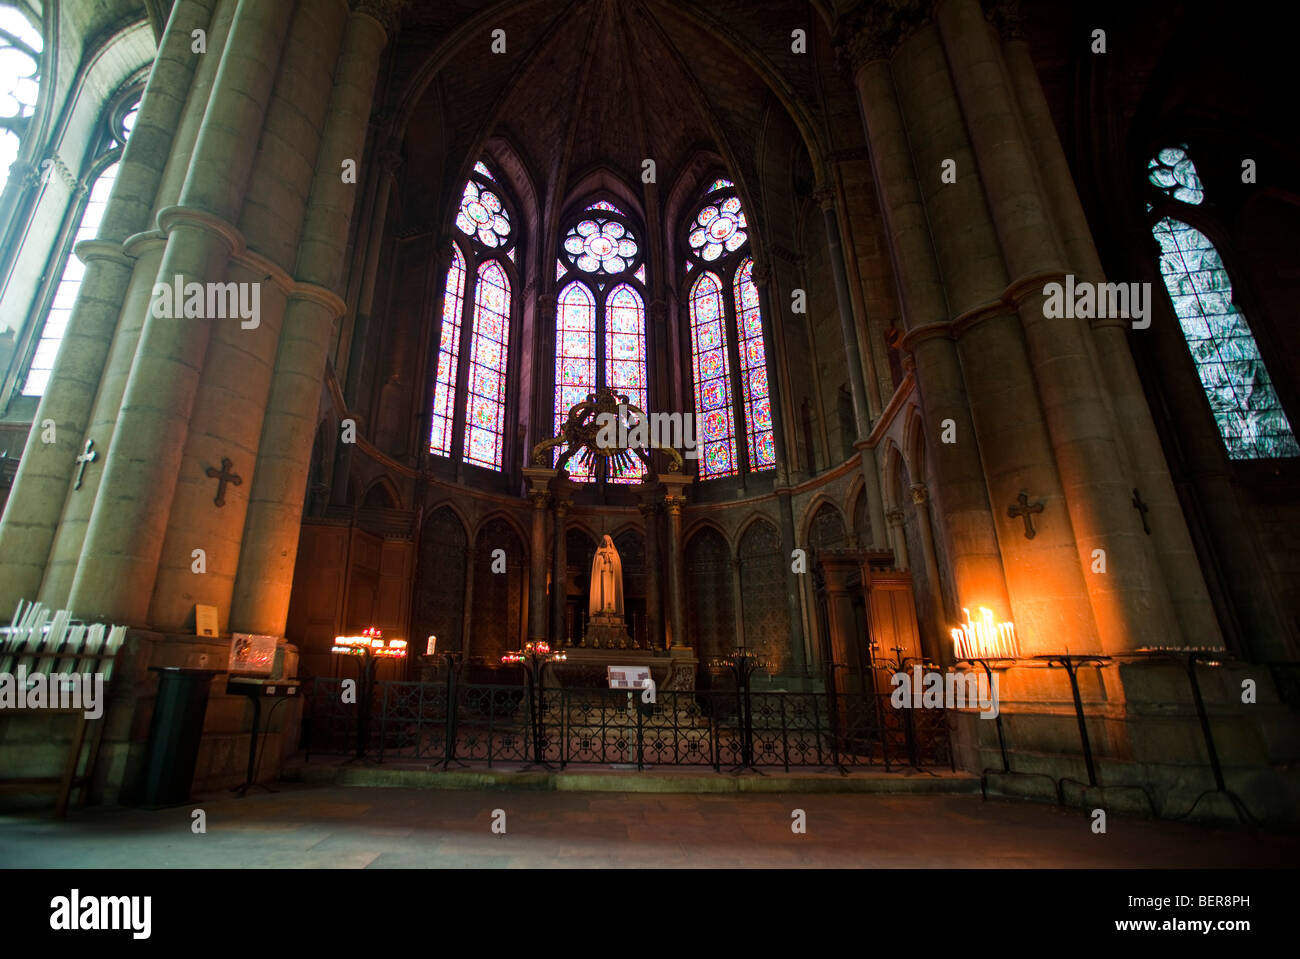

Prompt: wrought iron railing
[{"left": 302, "top": 677, "right": 954, "bottom": 772}]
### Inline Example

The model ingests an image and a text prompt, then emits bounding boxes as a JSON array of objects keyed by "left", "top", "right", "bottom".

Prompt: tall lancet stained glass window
[
  {"left": 552, "top": 198, "right": 648, "bottom": 483},
  {"left": 735, "top": 258, "right": 774, "bottom": 469},
  {"left": 23, "top": 95, "right": 138, "bottom": 397},
  {"left": 464, "top": 261, "right": 511, "bottom": 468},
  {"left": 430, "top": 245, "right": 466, "bottom": 456},
  {"left": 554, "top": 281, "right": 596, "bottom": 481},
  {"left": 1146, "top": 146, "right": 1297, "bottom": 459},
  {"left": 605, "top": 284, "right": 646, "bottom": 483},
  {"left": 429, "top": 159, "right": 515, "bottom": 470},
  {"left": 689, "top": 272, "right": 736, "bottom": 477},
  {"left": 684, "top": 181, "right": 774, "bottom": 478}
]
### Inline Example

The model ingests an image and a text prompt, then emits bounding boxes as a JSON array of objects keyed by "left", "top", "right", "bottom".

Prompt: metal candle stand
[
  {"left": 955, "top": 656, "right": 1057, "bottom": 800},
  {"left": 438, "top": 652, "right": 468, "bottom": 770},
  {"left": 1118, "top": 648, "right": 1259, "bottom": 825},
  {"left": 501, "top": 642, "right": 566, "bottom": 770},
  {"left": 712, "top": 649, "right": 768, "bottom": 774},
  {"left": 331, "top": 630, "right": 406, "bottom": 764},
  {"left": 1033, "top": 654, "right": 1156, "bottom": 815}
]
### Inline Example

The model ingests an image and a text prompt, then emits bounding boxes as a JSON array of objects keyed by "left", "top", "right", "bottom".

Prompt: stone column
[
  {"left": 935, "top": 0, "right": 1180, "bottom": 654},
  {"left": 522, "top": 467, "right": 555, "bottom": 645},
  {"left": 776, "top": 488, "right": 806, "bottom": 669},
  {"left": 847, "top": 38, "right": 1012, "bottom": 619},
  {"left": 910, "top": 483, "right": 948, "bottom": 662},
  {"left": 886, "top": 19, "right": 1098, "bottom": 654},
  {"left": 638, "top": 500, "right": 662, "bottom": 650},
  {"left": 459, "top": 545, "right": 475, "bottom": 658},
  {"left": 550, "top": 493, "right": 570, "bottom": 645},
  {"left": 331, "top": 147, "right": 400, "bottom": 506},
  {"left": 886, "top": 507, "right": 909, "bottom": 569},
  {"left": 38, "top": 0, "right": 240, "bottom": 607},
  {"left": 998, "top": 17, "right": 1221, "bottom": 648},
  {"left": 0, "top": 0, "right": 216, "bottom": 613},
  {"left": 731, "top": 554, "right": 746, "bottom": 650},
  {"left": 814, "top": 190, "right": 888, "bottom": 545},
  {"left": 67, "top": 0, "right": 294, "bottom": 624},
  {"left": 39, "top": 234, "right": 166, "bottom": 604},
  {"left": 152, "top": 0, "right": 351, "bottom": 631},
  {"left": 662, "top": 475, "right": 691, "bottom": 649},
  {"left": 229, "top": 2, "right": 395, "bottom": 637}
]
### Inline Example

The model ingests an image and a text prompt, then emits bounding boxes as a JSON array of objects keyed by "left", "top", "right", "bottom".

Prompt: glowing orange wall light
[{"left": 951, "top": 607, "right": 1020, "bottom": 660}]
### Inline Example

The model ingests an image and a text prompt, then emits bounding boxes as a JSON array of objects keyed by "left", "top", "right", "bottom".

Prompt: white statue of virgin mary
[{"left": 589, "top": 535, "right": 625, "bottom": 619}]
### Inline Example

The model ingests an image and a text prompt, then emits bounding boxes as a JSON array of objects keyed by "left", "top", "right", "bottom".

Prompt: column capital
[
  {"left": 811, "top": 187, "right": 837, "bottom": 213},
  {"left": 637, "top": 501, "right": 660, "bottom": 519},
  {"left": 909, "top": 483, "right": 929, "bottom": 506},
  {"left": 886, "top": 506, "right": 906, "bottom": 528},
  {"left": 984, "top": 0, "right": 1024, "bottom": 40},
  {"left": 664, "top": 494, "right": 686, "bottom": 516},
  {"left": 527, "top": 489, "right": 550, "bottom": 510},
  {"left": 834, "top": 0, "right": 934, "bottom": 73},
  {"left": 351, "top": 0, "right": 406, "bottom": 39}
]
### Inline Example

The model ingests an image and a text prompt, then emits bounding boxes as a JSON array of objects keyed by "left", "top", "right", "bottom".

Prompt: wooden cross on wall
[
  {"left": 205, "top": 457, "right": 242, "bottom": 507},
  {"left": 74, "top": 439, "right": 97, "bottom": 490},
  {"left": 1008, "top": 491, "right": 1044, "bottom": 539}
]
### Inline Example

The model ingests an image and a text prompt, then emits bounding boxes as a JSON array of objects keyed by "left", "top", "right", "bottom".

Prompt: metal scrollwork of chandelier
[{"left": 531, "top": 385, "right": 683, "bottom": 478}]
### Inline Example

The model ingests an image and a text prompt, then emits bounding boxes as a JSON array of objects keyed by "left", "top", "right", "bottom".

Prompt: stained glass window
[
  {"left": 683, "top": 183, "right": 773, "bottom": 478},
  {"left": 463, "top": 260, "right": 511, "bottom": 469},
  {"left": 552, "top": 201, "right": 648, "bottom": 485},
  {"left": 429, "top": 244, "right": 466, "bottom": 455},
  {"left": 1148, "top": 146, "right": 1203, "bottom": 205},
  {"left": 1145, "top": 145, "right": 1296, "bottom": 459},
  {"left": 735, "top": 258, "right": 774, "bottom": 469},
  {"left": 22, "top": 94, "right": 139, "bottom": 397},
  {"left": 689, "top": 272, "right": 737, "bottom": 478},
  {"left": 455, "top": 178, "right": 511, "bottom": 248},
  {"left": 1152, "top": 216, "right": 1297, "bottom": 458},
  {"left": 606, "top": 284, "right": 647, "bottom": 483},
  {"left": 562, "top": 211, "right": 638, "bottom": 275},
  {"left": 431, "top": 160, "right": 520, "bottom": 470},
  {"left": 687, "top": 197, "right": 747, "bottom": 263},
  {"left": 0, "top": 5, "right": 41, "bottom": 193},
  {"left": 554, "top": 280, "right": 596, "bottom": 481}
]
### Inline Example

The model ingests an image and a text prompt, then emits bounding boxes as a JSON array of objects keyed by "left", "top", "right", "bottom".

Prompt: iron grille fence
[{"left": 302, "top": 677, "right": 954, "bottom": 772}]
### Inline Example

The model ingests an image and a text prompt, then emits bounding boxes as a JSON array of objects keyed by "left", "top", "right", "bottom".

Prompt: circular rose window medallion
[
  {"left": 587, "top": 234, "right": 614, "bottom": 257},
  {"left": 708, "top": 215, "right": 736, "bottom": 242},
  {"left": 467, "top": 200, "right": 490, "bottom": 224}
]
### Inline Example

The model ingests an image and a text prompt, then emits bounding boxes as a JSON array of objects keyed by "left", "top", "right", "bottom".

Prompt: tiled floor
[{"left": 1, "top": 785, "right": 1294, "bottom": 868}]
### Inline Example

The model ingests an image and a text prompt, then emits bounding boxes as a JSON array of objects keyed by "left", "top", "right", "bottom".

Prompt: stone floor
[{"left": 1, "top": 784, "right": 1296, "bottom": 867}]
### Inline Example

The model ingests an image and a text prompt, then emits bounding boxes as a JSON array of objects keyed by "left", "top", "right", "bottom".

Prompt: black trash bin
[{"left": 138, "top": 667, "right": 223, "bottom": 807}]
